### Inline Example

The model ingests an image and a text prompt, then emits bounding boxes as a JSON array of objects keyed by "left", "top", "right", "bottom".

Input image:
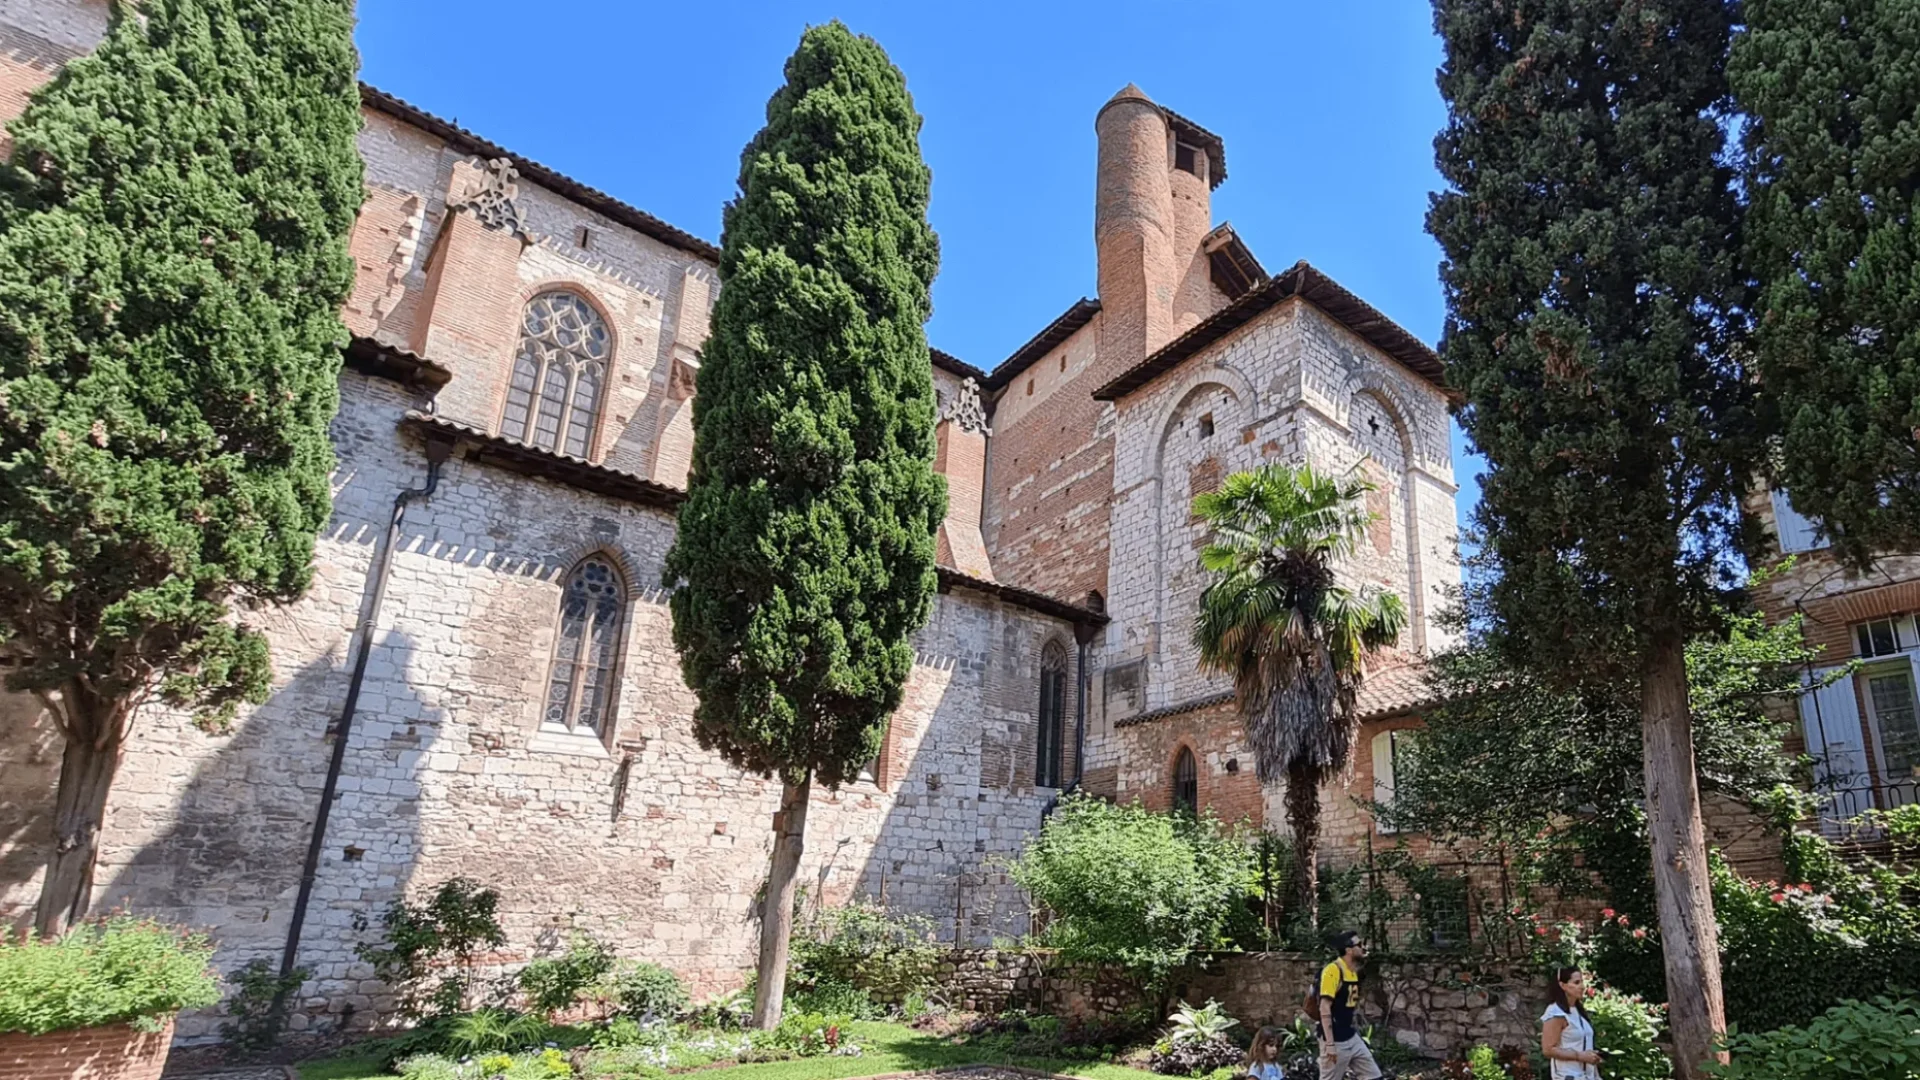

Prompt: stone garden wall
[{"left": 934, "top": 949, "right": 1547, "bottom": 1057}]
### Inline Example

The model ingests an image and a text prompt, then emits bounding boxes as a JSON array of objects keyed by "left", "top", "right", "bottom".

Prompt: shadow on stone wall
[
  {"left": 0, "top": 690, "right": 63, "bottom": 927},
  {"left": 97, "top": 633, "right": 444, "bottom": 1040},
  {"left": 819, "top": 607, "right": 1057, "bottom": 950}
]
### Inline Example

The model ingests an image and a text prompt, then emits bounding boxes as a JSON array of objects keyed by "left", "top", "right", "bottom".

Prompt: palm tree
[{"left": 1192, "top": 463, "right": 1407, "bottom": 931}]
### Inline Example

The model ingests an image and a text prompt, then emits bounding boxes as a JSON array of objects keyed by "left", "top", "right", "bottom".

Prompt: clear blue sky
[{"left": 356, "top": 0, "right": 1483, "bottom": 526}]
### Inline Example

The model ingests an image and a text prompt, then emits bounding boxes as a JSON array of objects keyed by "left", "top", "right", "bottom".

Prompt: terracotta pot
[{"left": 0, "top": 1017, "right": 175, "bottom": 1080}]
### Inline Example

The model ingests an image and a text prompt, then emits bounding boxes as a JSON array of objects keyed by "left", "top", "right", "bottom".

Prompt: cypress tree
[
  {"left": 0, "top": 0, "right": 362, "bottom": 935},
  {"left": 1733, "top": 0, "right": 1920, "bottom": 567},
  {"left": 1427, "top": 2, "right": 1751, "bottom": 1074},
  {"left": 662, "top": 22, "right": 942, "bottom": 1028}
]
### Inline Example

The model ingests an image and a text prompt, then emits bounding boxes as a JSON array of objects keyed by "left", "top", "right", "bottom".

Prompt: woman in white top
[{"left": 1541, "top": 966, "right": 1603, "bottom": 1080}]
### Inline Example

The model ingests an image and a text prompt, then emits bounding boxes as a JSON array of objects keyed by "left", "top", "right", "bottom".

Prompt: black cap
[{"left": 1332, "top": 929, "right": 1361, "bottom": 952}]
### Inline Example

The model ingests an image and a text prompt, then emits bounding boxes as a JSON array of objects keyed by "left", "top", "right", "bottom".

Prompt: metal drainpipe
[
  {"left": 1072, "top": 632, "right": 1091, "bottom": 790},
  {"left": 275, "top": 436, "right": 451, "bottom": 1010}
]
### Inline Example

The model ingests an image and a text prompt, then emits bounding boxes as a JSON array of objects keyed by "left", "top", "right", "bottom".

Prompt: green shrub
[
  {"left": 517, "top": 933, "right": 614, "bottom": 1018},
  {"left": 769, "top": 1011, "right": 853, "bottom": 1056},
  {"left": 790, "top": 898, "right": 938, "bottom": 1006},
  {"left": 1008, "top": 793, "right": 1256, "bottom": 992},
  {"left": 444, "top": 1008, "right": 552, "bottom": 1055},
  {"left": 689, "top": 987, "right": 751, "bottom": 1030},
  {"left": 1711, "top": 996, "right": 1920, "bottom": 1080},
  {"left": 613, "top": 961, "right": 689, "bottom": 1019},
  {"left": 219, "top": 958, "right": 310, "bottom": 1055},
  {"left": 0, "top": 916, "right": 220, "bottom": 1035},
  {"left": 396, "top": 1048, "right": 572, "bottom": 1080},
  {"left": 355, "top": 878, "right": 507, "bottom": 1018},
  {"left": 1465, "top": 1045, "right": 1505, "bottom": 1080},
  {"left": 785, "top": 976, "right": 878, "bottom": 1019},
  {"left": 1593, "top": 841, "right": 1920, "bottom": 1033},
  {"left": 1587, "top": 985, "right": 1672, "bottom": 1080},
  {"left": 395, "top": 1054, "right": 462, "bottom": 1080}
]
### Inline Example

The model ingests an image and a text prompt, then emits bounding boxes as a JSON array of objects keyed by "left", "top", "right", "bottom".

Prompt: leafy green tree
[
  {"left": 0, "top": 0, "right": 362, "bottom": 935},
  {"left": 1733, "top": 1, "right": 1920, "bottom": 569},
  {"left": 1008, "top": 794, "right": 1255, "bottom": 1001},
  {"left": 1386, "top": 603, "right": 1814, "bottom": 913},
  {"left": 1191, "top": 464, "right": 1406, "bottom": 929},
  {"left": 661, "top": 22, "right": 942, "bottom": 1029},
  {"left": 1427, "top": 2, "right": 1752, "bottom": 1072}
]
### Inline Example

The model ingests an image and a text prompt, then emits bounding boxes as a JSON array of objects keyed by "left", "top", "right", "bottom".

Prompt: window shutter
[
  {"left": 1372, "top": 731, "right": 1398, "bottom": 835},
  {"left": 1771, "top": 490, "right": 1829, "bottom": 554},
  {"left": 1800, "top": 667, "right": 1870, "bottom": 830}
]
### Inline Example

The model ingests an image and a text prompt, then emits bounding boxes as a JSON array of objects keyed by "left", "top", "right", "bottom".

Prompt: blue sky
[{"left": 357, "top": 0, "right": 1482, "bottom": 524}]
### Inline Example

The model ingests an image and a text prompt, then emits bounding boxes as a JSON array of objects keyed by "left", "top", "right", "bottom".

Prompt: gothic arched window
[
  {"left": 1173, "top": 747, "right": 1198, "bottom": 814},
  {"left": 1035, "top": 641, "right": 1069, "bottom": 788},
  {"left": 544, "top": 556, "right": 625, "bottom": 736},
  {"left": 502, "top": 291, "right": 611, "bottom": 458}
]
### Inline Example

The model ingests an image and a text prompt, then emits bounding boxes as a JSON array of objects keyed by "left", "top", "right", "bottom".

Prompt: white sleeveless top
[{"left": 1542, "top": 1003, "right": 1598, "bottom": 1080}]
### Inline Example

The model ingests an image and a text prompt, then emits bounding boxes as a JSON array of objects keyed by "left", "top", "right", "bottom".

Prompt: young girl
[
  {"left": 1541, "top": 967, "right": 1603, "bottom": 1080},
  {"left": 1245, "top": 1025, "right": 1285, "bottom": 1080}
]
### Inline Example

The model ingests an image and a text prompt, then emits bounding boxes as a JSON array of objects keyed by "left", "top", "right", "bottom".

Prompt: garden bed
[{"left": 292, "top": 1021, "right": 1165, "bottom": 1080}]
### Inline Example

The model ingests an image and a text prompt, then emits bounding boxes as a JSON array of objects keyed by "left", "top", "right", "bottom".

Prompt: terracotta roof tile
[
  {"left": 1093, "top": 261, "right": 1448, "bottom": 401},
  {"left": 1355, "top": 659, "right": 1444, "bottom": 722}
]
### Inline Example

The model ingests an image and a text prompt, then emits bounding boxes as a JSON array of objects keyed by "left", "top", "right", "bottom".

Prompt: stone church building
[{"left": 2, "top": 0, "right": 1468, "bottom": 1035}]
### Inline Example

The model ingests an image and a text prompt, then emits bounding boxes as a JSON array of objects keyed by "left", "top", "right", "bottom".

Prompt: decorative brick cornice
[
  {"left": 344, "top": 336, "right": 453, "bottom": 390},
  {"left": 401, "top": 411, "right": 686, "bottom": 510}
]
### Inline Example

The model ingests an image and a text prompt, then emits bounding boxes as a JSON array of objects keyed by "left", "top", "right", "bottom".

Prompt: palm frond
[{"left": 1190, "top": 461, "right": 1405, "bottom": 783}]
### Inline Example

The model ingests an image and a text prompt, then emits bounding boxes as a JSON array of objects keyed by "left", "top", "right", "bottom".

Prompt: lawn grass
[{"left": 293, "top": 1020, "right": 1165, "bottom": 1080}]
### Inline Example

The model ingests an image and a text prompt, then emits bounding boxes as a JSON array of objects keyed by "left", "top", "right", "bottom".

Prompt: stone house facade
[{"left": 1, "top": 0, "right": 1492, "bottom": 1036}]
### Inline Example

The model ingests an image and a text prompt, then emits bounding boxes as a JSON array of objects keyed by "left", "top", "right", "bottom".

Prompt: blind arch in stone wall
[{"left": 1149, "top": 370, "right": 1255, "bottom": 704}]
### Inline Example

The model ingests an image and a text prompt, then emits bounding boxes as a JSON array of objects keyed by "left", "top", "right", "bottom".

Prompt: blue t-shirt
[{"left": 1248, "top": 1063, "right": 1286, "bottom": 1080}]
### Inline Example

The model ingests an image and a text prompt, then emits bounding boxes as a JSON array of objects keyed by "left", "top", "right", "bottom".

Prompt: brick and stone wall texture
[
  {"left": 0, "top": 0, "right": 1086, "bottom": 1043},
  {"left": 1, "top": 372, "right": 1075, "bottom": 1038},
  {"left": 0, "top": 1020, "right": 175, "bottom": 1080},
  {"left": 981, "top": 319, "right": 1115, "bottom": 609},
  {"left": 1084, "top": 296, "right": 1460, "bottom": 829},
  {"left": 934, "top": 949, "right": 1545, "bottom": 1058}
]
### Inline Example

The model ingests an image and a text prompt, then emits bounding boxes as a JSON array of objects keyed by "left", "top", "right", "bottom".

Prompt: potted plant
[{"left": 0, "top": 915, "right": 221, "bottom": 1079}]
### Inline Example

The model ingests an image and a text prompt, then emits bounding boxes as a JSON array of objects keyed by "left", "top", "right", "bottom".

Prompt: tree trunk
[
  {"left": 1284, "top": 760, "right": 1322, "bottom": 934},
  {"left": 750, "top": 772, "right": 811, "bottom": 1030},
  {"left": 35, "top": 727, "right": 122, "bottom": 937},
  {"left": 1641, "top": 633, "right": 1726, "bottom": 1079}
]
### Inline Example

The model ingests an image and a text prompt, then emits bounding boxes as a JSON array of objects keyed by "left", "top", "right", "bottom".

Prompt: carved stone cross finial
[
  {"left": 939, "top": 378, "right": 991, "bottom": 435},
  {"left": 453, "top": 157, "right": 530, "bottom": 240}
]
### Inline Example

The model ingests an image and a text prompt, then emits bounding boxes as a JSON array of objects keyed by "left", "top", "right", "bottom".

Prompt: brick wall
[{"left": 0, "top": 1020, "right": 173, "bottom": 1080}]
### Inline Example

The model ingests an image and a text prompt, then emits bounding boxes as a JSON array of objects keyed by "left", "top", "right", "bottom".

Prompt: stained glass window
[
  {"left": 544, "top": 557, "right": 625, "bottom": 736},
  {"left": 501, "top": 291, "right": 611, "bottom": 458}
]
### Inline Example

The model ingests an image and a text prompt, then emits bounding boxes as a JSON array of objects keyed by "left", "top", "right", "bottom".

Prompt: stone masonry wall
[
  {"left": 934, "top": 949, "right": 1546, "bottom": 1058},
  {"left": 1, "top": 371, "right": 1077, "bottom": 1039}
]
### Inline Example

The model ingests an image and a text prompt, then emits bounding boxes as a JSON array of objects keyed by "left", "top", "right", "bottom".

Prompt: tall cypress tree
[
  {"left": 1427, "top": 2, "right": 1751, "bottom": 1074},
  {"left": 662, "top": 22, "right": 942, "bottom": 1029},
  {"left": 0, "top": 0, "right": 363, "bottom": 935},
  {"left": 1734, "top": 0, "right": 1920, "bottom": 567}
]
